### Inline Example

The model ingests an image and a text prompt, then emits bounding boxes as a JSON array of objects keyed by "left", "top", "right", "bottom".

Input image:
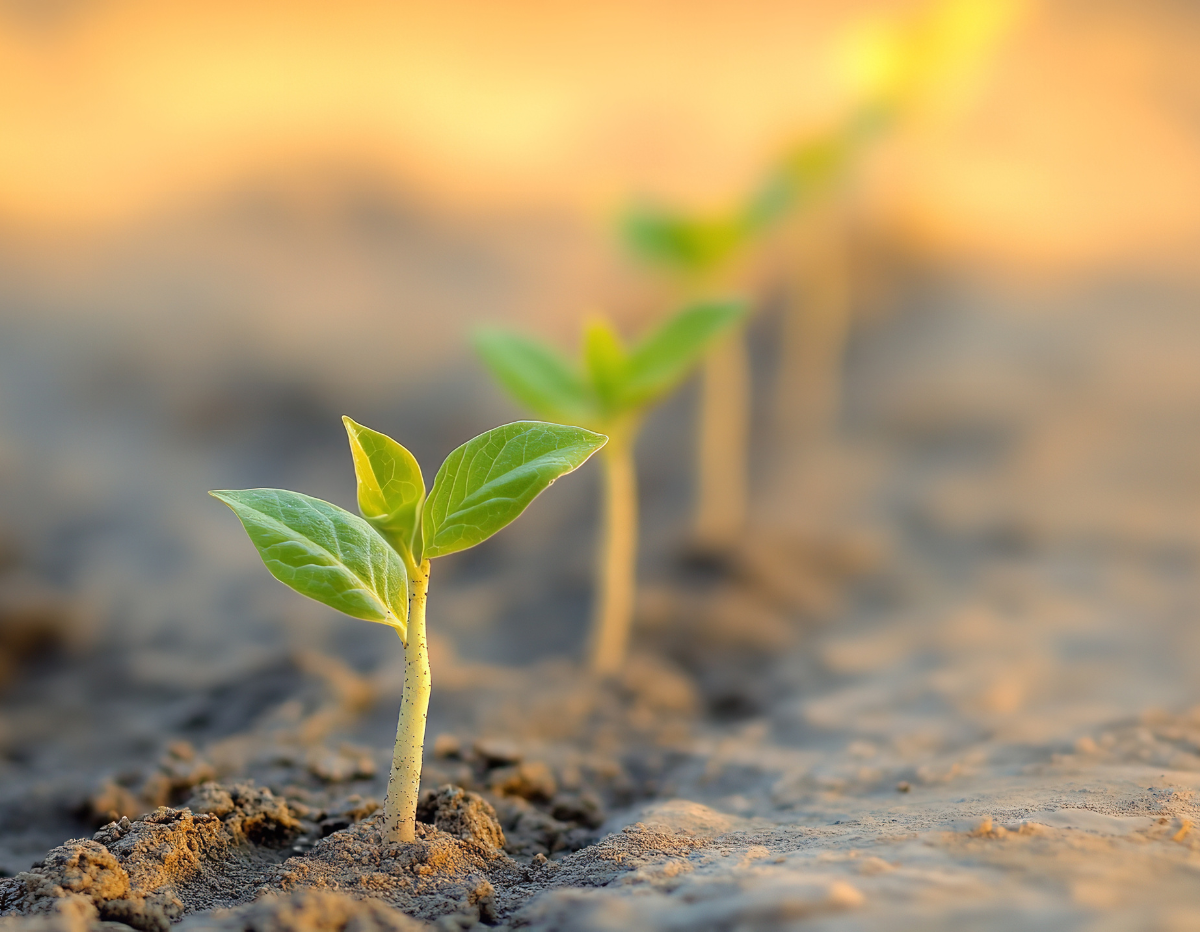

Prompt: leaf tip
[
  {"left": 471, "top": 326, "right": 514, "bottom": 360},
  {"left": 208, "top": 490, "right": 242, "bottom": 514}
]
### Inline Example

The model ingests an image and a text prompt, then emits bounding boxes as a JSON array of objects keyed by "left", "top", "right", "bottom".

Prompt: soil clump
[
  {"left": 180, "top": 891, "right": 429, "bottom": 932},
  {"left": 1, "top": 784, "right": 305, "bottom": 930},
  {"left": 1, "top": 784, "right": 749, "bottom": 930}
]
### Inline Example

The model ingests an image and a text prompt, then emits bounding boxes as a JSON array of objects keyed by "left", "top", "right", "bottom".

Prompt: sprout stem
[
  {"left": 772, "top": 218, "right": 849, "bottom": 455},
  {"left": 693, "top": 327, "right": 750, "bottom": 547},
  {"left": 588, "top": 436, "right": 638, "bottom": 676},
  {"left": 383, "top": 559, "right": 431, "bottom": 843}
]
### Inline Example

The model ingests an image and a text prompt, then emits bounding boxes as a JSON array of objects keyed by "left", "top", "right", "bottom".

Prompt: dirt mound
[
  {"left": 0, "top": 838, "right": 180, "bottom": 932},
  {"left": 272, "top": 815, "right": 511, "bottom": 925},
  {"left": 182, "top": 784, "right": 304, "bottom": 848},
  {"left": 1, "top": 783, "right": 307, "bottom": 930},
  {"left": 415, "top": 786, "right": 506, "bottom": 853},
  {"left": 0, "top": 573, "right": 78, "bottom": 692},
  {"left": 0, "top": 897, "right": 99, "bottom": 932},
  {"left": 178, "top": 891, "right": 429, "bottom": 932},
  {"left": 0, "top": 778, "right": 740, "bottom": 931},
  {"left": 3, "top": 782, "right": 547, "bottom": 929}
]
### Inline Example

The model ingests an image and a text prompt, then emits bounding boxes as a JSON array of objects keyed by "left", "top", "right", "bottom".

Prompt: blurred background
[{"left": 1, "top": 0, "right": 1199, "bottom": 885}]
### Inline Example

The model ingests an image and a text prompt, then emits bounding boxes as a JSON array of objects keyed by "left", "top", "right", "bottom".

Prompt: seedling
[
  {"left": 837, "top": 0, "right": 1019, "bottom": 125},
  {"left": 211, "top": 419, "right": 606, "bottom": 843},
  {"left": 621, "top": 124, "right": 860, "bottom": 279},
  {"left": 623, "top": 126, "right": 865, "bottom": 547},
  {"left": 623, "top": 0, "right": 1017, "bottom": 540},
  {"left": 474, "top": 301, "right": 743, "bottom": 676}
]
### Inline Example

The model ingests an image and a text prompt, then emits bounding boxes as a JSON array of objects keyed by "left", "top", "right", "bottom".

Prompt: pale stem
[
  {"left": 770, "top": 214, "right": 850, "bottom": 458},
  {"left": 588, "top": 437, "right": 638, "bottom": 676},
  {"left": 382, "top": 559, "right": 431, "bottom": 844},
  {"left": 692, "top": 327, "right": 750, "bottom": 546}
]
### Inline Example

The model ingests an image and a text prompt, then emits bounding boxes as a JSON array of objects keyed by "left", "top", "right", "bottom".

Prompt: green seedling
[
  {"left": 764, "top": 0, "right": 1018, "bottom": 451},
  {"left": 474, "top": 301, "right": 743, "bottom": 676},
  {"left": 211, "top": 418, "right": 606, "bottom": 843},
  {"left": 621, "top": 0, "right": 1016, "bottom": 543},
  {"left": 622, "top": 119, "right": 868, "bottom": 281},
  {"left": 622, "top": 125, "right": 868, "bottom": 548}
]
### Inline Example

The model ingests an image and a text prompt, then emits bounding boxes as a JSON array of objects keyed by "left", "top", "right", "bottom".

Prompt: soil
[{"left": 3, "top": 178, "right": 1200, "bottom": 927}]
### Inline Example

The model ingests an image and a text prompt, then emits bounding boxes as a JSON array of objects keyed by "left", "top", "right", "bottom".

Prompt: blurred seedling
[
  {"left": 623, "top": 0, "right": 1018, "bottom": 541},
  {"left": 767, "top": 0, "right": 1019, "bottom": 451},
  {"left": 836, "top": 0, "right": 1020, "bottom": 125},
  {"left": 211, "top": 418, "right": 606, "bottom": 843},
  {"left": 474, "top": 301, "right": 743, "bottom": 676},
  {"left": 623, "top": 124, "right": 865, "bottom": 546}
]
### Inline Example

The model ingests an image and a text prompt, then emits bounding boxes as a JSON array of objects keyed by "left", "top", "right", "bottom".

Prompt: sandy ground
[{"left": 1, "top": 206, "right": 1200, "bottom": 931}]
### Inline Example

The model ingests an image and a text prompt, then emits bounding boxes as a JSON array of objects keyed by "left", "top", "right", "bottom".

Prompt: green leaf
[
  {"left": 582, "top": 319, "right": 627, "bottom": 411},
  {"left": 778, "top": 132, "right": 851, "bottom": 192},
  {"left": 421, "top": 421, "right": 607, "bottom": 559},
  {"left": 741, "top": 173, "right": 796, "bottom": 234},
  {"left": 622, "top": 205, "right": 746, "bottom": 274},
  {"left": 473, "top": 329, "right": 597, "bottom": 425},
  {"left": 210, "top": 488, "right": 408, "bottom": 637},
  {"left": 743, "top": 131, "right": 852, "bottom": 230},
  {"left": 621, "top": 301, "right": 745, "bottom": 409},
  {"left": 342, "top": 416, "right": 425, "bottom": 559}
]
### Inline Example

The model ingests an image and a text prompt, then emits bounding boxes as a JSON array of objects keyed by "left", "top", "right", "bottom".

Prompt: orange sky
[
  {"left": 0, "top": 0, "right": 1197, "bottom": 269},
  {"left": 0, "top": 1, "right": 859, "bottom": 218}
]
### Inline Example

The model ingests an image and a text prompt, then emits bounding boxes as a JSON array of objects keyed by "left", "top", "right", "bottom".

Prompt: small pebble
[
  {"left": 433, "top": 734, "right": 462, "bottom": 759},
  {"left": 473, "top": 738, "right": 521, "bottom": 767}
]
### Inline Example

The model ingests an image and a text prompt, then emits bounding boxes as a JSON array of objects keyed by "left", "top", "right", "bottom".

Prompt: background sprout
[
  {"left": 621, "top": 0, "right": 1017, "bottom": 539},
  {"left": 621, "top": 118, "right": 888, "bottom": 547},
  {"left": 836, "top": 0, "right": 1019, "bottom": 125},
  {"left": 475, "top": 301, "right": 743, "bottom": 676},
  {"left": 620, "top": 209, "right": 756, "bottom": 551},
  {"left": 619, "top": 135, "right": 854, "bottom": 548},
  {"left": 767, "top": 0, "right": 1018, "bottom": 453},
  {"left": 758, "top": 124, "right": 871, "bottom": 463},
  {"left": 211, "top": 418, "right": 606, "bottom": 844}
]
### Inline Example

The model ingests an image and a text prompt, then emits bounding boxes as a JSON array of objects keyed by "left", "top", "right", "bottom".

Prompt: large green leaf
[
  {"left": 421, "top": 421, "right": 607, "bottom": 559},
  {"left": 473, "top": 329, "right": 597, "bottom": 425},
  {"left": 210, "top": 488, "right": 408, "bottom": 637},
  {"left": 620, "top": 301, "right": 745, "bottom": 409},
  {"left": 343, "top": 416, "right": 425, "bottom": 559}
]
